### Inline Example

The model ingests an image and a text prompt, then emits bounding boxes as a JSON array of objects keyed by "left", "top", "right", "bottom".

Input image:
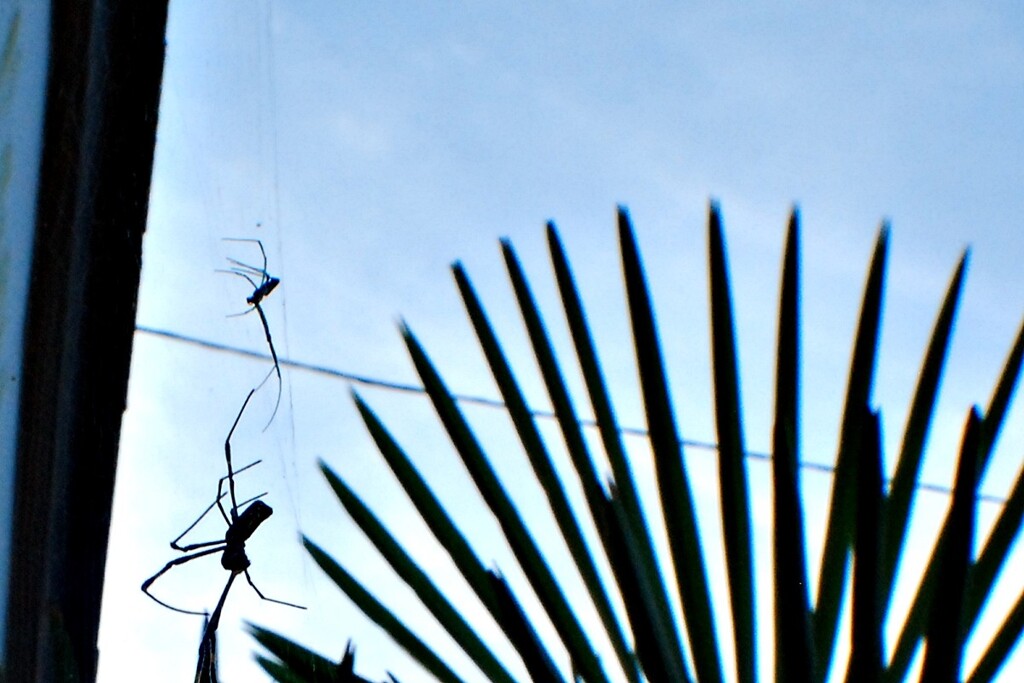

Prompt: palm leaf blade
[
  {"left": 547, "top": 224, "right": 689, "bottom": 679},
  {"left": 502, "top": 237, "right": 649, "bottom": 676},
  {"left": 966, "top": 589, "right": 1024, "bottom": 683},
  {"left": 771, "top": 211, "right": 814, "bottom": 683},
  {"left": 250, "top": 624, "right": 366, "bottom": 683},
  {"left": 919, "top": 409, "right": 981, "bottom": 682},
  {"left": 452, "top": 262, "right": 637, "bottom": 681},
  {"left": 706, "top": 202, "right": 757, "bottom": 683},
  {"left": 303, "top": 539, "right": 467, "bottom": 683},
  {"left": 353, "top": 392, "right": 565, "bottom": 674},
  {"left": 848, "top": 408, "right": 884, "bottom": 683},
  {"left": 887, "top": 308, "right": 1021, "bottom": 683},
  {"left": 602, "top": 485, "right": 691, "bottom": 682},
  {"left": 403, "top": 325, "right": 611, "bottom": 683},
  {"left": 486, "top": 570, "right": 568, "bottom": 683},
  {"left": 882, "top": 253, "right": 968, "bottom": 597},
  {"left": 318, "top": 463, "right": 518, "bottom": 683},
  {"left": 812, "top": 225, "right": 888, "bottom": 680},
  {"left": 960, "top": 319, "right": 1024, "bottom": 635},
  {"left": 256, "top": 657, "right": 309, "bottom": 683},
  {"left": 618, "top": 207, "right": 724, "bottom": 683}
]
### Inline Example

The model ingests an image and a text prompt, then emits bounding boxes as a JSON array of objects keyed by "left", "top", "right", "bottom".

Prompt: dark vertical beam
[{"left": 6, "top": 1, "right": 168, "bottom": 681}]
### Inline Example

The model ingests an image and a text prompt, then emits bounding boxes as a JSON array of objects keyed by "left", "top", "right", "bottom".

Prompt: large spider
[
  {"left": 221, "top": 237, "right": 283, "bottom": 427},
  {"left": 141, "top": 389, "right": 304, "bottom": 649}
]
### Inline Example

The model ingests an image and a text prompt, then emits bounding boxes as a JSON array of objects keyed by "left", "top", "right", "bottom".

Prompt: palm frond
[{"left": 260, "top": 205, "right": 1024, "bottom": 683}]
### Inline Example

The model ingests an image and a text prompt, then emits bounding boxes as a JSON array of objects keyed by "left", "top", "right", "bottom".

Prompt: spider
[
  {"left": 221, "top": 237, "right": 283, "bottom": 428},
  {"left": 141, "top": 390, "right": 304, "bottom": 648}
]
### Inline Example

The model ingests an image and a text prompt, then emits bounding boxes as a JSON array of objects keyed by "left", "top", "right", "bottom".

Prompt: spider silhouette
[
  {"left": 141, "top": 390, "right": 304, "bottom": 648},
  {"left": 222, "top": 237, "right": 283, "bottom": 428}
]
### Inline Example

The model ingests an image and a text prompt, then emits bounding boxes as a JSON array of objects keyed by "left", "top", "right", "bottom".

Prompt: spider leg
[
  {"left": 166, "top": 460, "right": 264, "bottom": 544},
  {"left": 242, "top": 569, "right": 306, "bottom": 610},
  {"left": 215, "top": 488, "right": 268, "bottom": 529},
  {"left": 220, "top": 245, "right": 283, "bottom": 428},
  {"left": 141, "top": 545, "right": 227, "bottom": 615},
  {"left": 172, "top": 536, "right": 229, "bottom": 554},
  {"left": 222, "top": 237, "right": 274, "bottom": 303},
  {"left": 219, "top": 268, "right": 283, "bottom": 428},
  {"left": 224, "top": 256, "right": 266, "bottom": 275},
  {"left": 220, "top": 268, "right": 261, "bottom": 294},
  {"left": 224, "top": 390, "right": 257, "bottom": 522},
  {"left": 253, "top": 303, "right": 283, "bottom": 429},
  {"left": 206, "top": 458, "right": 262, "bottom": 528},
  {"left": 172, "top": 495, "right": 228, "bottom": 550},
  {"left": 223, "top": 251, "right": 277, "bottom": 303},
  {"left": 252, "top": 364, "right": 275, "bottom": 393},
  {"left": 216, "top": 268, "right": 262, "bottom": 319},
  {"left": 224, "top": 259, "right": 271, "bottom": 291},
  {"left": 252, "top": 239, "right": 268, "bottom": 277},
  {"left": 221, "top": 263, "right": 279, "bottom": 308},
  {"left": 223, "top": 306, "right": 258, "bottom": 319},
  {"left": 222, "top": 237, "right": 269, "bottom": 278},
  {"left": 200, "top": 572, "right": 238, "bottom": 648}
]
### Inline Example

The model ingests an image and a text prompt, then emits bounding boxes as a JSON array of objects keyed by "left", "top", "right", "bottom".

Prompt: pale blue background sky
[{"left": 98, "top": 3, "right": 1024, "bottom": 681}]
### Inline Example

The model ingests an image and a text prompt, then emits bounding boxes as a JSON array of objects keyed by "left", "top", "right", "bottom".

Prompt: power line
[{"left": 135, "top": 324, "right": 1010, "bottom": 506}]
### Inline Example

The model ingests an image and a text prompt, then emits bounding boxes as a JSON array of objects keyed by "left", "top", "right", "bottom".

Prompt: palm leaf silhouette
[{"left": 255, "top": 205, "right": 1024, "bottom": 683}]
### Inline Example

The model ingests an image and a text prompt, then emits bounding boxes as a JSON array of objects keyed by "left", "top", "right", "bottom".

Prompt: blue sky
[{"left": 97, "top": 3, "right": 1024, "bottom": 681}]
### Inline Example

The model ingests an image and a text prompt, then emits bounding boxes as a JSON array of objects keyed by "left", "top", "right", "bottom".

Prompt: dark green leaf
[
  {"left": 249, "top": 623, "right": 356, "bottom": 683},
  {"left": 887, "top": 314, "right": 1021, "bottom": 683},
  {"left": 963, "top": 465, "right": 1024, "bottom": 636},
  {"left": 882, "top": 252, "right": 968, "bottom": 597},
  {"left": 812, "top": 224, "right": 888, "bottom": 680},
  {"left": 966, "top": 588, "right": 1024, "bottom": 683},
  {"left": 303, "top": 538, "right": 466, "bottom": 683},
  {"left": 500, "top": 237, "right": 608, "bottom": 544},
  {"left": 403, "top": 326, "right": 611, "bottom": 683},
  {"left": 619, "top": 206, "right": 724, "bottom": 683},
  {"left": 547, "top": 223, "right": 688, "bottom": 678},
  {"left": 256, "top": 657, "right": 311, "bottom": 683},
  {"left": 601, "top": 485, "right": 690, "bottom": 682},
  {"left": 919, "top": 409, "right": 981, "bottom": 682},
  {"left": 770, "top": 210, "right": 814, "bottom": 683},
  {"left": 486, "top": 570, "right": 566, "bottom": 683},
  {"left": 319, "top": 463, "right": 517, "bottom": 683},
  {"left": 847, "top": 408, "right": 884, "bottom": 683},
  {"left": 353, "top": 393, "right": 564, "bottom": 675},
  {"left": 961, "top": 319, "right": 1024, "bottom": 635},
  {"left": 453, "top": 261, "right": 636, "bottom": 681},
  {"left": 706, "top": 202, "right": 757, "bottom": 683}
]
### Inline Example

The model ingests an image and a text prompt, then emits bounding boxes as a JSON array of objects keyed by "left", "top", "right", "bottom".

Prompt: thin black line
[{"left": 135, "top": 324, "right": 1010, "bottom": 506}]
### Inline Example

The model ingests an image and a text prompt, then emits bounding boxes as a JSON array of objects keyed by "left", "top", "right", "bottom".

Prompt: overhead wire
[{"left": 135, "top": 324, "right": 1012, "bottom": 506}]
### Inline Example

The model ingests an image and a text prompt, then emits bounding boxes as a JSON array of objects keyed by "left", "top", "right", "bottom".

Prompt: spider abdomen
[{"left": 226, "top": 500, "right": 273, "bottom": 546}]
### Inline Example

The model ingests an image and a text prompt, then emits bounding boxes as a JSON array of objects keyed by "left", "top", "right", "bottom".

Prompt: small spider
[
  {"left": 141, "top": 390, "right": 304, "bottom": 651},
  {"left": 221, "top": 237, "right": 283, "bottom": 428}
]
